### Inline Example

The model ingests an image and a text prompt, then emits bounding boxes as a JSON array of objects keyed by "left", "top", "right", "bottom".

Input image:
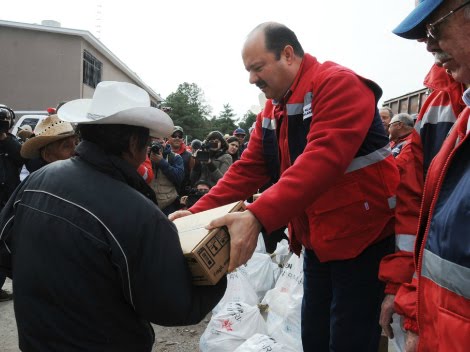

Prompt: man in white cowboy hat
[
  {"left": 20, "top": 115, "right": 77, "bottom": 172},
  {"left": 0, "top": 81, "right": 227, "bottom": 352}
]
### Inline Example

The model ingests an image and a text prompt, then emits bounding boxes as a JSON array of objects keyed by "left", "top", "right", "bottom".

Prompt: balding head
[{"left": 242, "top": 22, "right": 304, "bottom": 101}]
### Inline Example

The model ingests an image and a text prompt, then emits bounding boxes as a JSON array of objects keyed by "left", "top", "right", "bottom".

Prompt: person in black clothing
[
  {"left": 0, "top": 104, "right": 23, "bottom": 301},
  {"left": 0, "top": 82, "right": 226, "bottom": 351}
]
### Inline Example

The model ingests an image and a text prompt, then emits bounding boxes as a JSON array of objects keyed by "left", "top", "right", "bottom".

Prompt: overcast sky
[{"left": 2, "top": 0, "right": 434, "bottom": 119}]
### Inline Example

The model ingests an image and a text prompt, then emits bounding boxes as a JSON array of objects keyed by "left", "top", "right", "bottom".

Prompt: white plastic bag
[
  {"left": 238, "top": 252, "right": 278, "bottom": 300},
  {"left": 233, "top": 333, "right": 296, "bottom": 352},
  {"left": 212, "top": 270, "right": 259, "bottom": 315},
  {"left": 200, "top": 302, "right": 267, "bottom": 352},
  {"left": 254, "top": 232, "right": 266, "bottom": 254},
  {"left": 271, "top": 239, "right": 292, "bottom": 267},
  {"left": 390, "top": 313, "right": 405, "bottom": 352},
  {"left": 261, "top": 252, "right": 304, "bottom": 351}
]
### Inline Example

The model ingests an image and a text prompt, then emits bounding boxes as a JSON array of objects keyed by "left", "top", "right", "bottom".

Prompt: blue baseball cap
[
  {"left": 233, "top": 127, "right": 246, "bottom": 135},
  {"left": 393, "top": 0, "right": 443, "bottom": 39}
]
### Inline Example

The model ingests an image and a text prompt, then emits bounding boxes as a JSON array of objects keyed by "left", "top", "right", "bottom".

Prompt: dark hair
[
  {"left": 77, "top": 124, "right": 149, "bottom": 156},
  {"left": 257, "top": 22, "right": 304, "bottom": 60},
  {"left": 205, "top": 130, "right": 228, "bottom": 151},
  {"left": 226, "top": 136, "right": 240, "bottom": 145}
]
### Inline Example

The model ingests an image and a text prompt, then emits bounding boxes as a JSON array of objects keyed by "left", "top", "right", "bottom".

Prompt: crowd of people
[{"left": 1, "top": 0, "right": 469, "bottom": 350}]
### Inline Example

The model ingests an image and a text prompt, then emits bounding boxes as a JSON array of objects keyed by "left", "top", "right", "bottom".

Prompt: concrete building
[{"left": 0, "top": 19, "right": 162, "bottom": 116}]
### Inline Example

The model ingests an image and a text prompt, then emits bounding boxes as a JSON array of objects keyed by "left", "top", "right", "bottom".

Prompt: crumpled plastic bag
[
  {"left": 233, "top": 333, "right": 296, "bottom": 352},
  {"left": 212, "top": 270, "right": 259, "bottom": 315},
  {"left": 200, "top": 302, "right": 267, "bottom": 352},
  {"left": 238, "top": 252, "right": 279, "bottom": 300},
  {"left": 261, "top": 252, "right": 304, "bottom": 351}
]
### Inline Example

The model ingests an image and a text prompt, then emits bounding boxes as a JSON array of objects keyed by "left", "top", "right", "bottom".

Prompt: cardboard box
[{"left": 174, "top": 201, "right": 245, "bottom": 285}]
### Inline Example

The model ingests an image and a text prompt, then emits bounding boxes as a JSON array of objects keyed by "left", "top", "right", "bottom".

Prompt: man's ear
[{"left": 282, "top": 45, "right": 295, "bottom": 63}]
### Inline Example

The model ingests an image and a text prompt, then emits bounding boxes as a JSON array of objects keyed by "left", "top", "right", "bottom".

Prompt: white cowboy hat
[
  {"left": 57, "top": 81, "right": 173, "bottom": 138},
  {"left": 21, "top": 115, "right": 76, "bottom": 159}
]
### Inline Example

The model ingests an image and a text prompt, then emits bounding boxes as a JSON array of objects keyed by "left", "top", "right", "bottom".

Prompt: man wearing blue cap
[{"left": 392, "top": 1, "right": 470, "bottom": 351}]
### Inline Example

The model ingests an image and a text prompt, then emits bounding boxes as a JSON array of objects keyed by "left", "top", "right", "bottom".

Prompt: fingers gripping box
[{"left": 174, "top": 201, "right": 245, "bottom": 285}]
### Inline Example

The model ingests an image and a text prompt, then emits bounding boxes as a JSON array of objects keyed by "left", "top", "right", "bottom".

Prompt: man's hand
[
  {"left": 149, "top": 151, "right": 163, "bottom": 163},
  {"left": 168, "top": 210, "right": 192, "bottom": 221},
  {"left": 207, "top": 210, "right": 262, "bottom": 272},
  {"left": 379, "top": 294, "right": 396, "bottom": 338},
  {"left": 0, "top": 132, "right": 7, "bottom": 141},
  {"left": 405, "top": 331, "right": 419, "bottom": 352}
]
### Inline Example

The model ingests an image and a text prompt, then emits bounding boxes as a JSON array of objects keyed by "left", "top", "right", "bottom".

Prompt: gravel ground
[{"left": 1, "top": 278, "right": 398, "bottom": 351}]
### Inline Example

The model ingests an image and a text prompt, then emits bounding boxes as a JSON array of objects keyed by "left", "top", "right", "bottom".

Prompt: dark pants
[
  {"left": 0, "top": 273, "right": 6, "bottom": 289},
  {"left": 301, "top": 236, "right": 394, "bottom": 352}
]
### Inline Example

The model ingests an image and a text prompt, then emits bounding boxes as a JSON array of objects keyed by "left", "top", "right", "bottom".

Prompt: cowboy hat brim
[
  {"left": 58, "top": 99, "right": 174, "bottom": 138},
  {"left": 21, "top": 132, "right": 76, "bottom": 159}
]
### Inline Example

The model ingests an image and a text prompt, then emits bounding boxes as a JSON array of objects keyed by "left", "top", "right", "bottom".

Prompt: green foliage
[
  {"left": 162, "top": 83, "right": 212, "bottom": 140},
  {"left": 162, "top": 83, "right": 260, "bottom": 142},
  {"left": 209, "top": 104, "right": 238, "bottom": 136},
  {"left": 238, "top": 110, "right": 258, "bottom": 141}
]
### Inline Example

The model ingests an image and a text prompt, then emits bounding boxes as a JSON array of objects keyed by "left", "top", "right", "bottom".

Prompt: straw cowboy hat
[
  {"left": 17, "top": 125, "right": 34, "bottom": 140},
  {"left": 57, "top": 81, "right": 173, "bottom": 138},
  {"left": 21, "top": 115, "right": 76, "bottom": 159}
]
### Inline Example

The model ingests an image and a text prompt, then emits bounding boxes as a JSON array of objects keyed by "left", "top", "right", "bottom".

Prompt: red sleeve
[
  {"left": 379, "top": 132, "right": 423, "bottom": 294},
  {"left": 395, "top": 277, "right": 419, "bottom": 334},
  {"left": 379, "top": 252, "right": 415, "bottom": 294},
  {"left": 137, "top": 156, "right": 154, "bottom": 185},
  {"left": 248, "top": 71, "right": 376, "bottom": 233}
]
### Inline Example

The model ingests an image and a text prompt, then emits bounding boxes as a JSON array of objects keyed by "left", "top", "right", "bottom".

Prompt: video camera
[{"left": 196, "top": 141, "right": 219, "bottom": 162}]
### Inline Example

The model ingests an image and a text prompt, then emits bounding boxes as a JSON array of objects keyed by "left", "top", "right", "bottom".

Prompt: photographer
[
  {"left": 179, "top": 180, "right": 211, "bottom": 210},
  {"left": 148, "top": 137, "right": 184, "bottom": 215},
  {"left": 190, "top": 130, "right": 232, "bottom": 188}
]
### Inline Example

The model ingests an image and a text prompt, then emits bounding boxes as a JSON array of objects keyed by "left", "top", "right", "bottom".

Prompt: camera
[
  {"left": 149, "top": 141, "right": 163, "bottom": 155},
  {"left": 196, "top": 141, "right": 219, "bottom": 162},
  {"left": 185, "top": 188, "right": 209, "bottom": 208}
]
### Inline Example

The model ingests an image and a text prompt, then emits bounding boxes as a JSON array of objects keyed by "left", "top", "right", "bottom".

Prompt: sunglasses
[
  {"left": 426, "top": 0, "right": 470, "bottom": 40},
  {"left": 171, "top": 133, "right": 183, "bottom": 139}
]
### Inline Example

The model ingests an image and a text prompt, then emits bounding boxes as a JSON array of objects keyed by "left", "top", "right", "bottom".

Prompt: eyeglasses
[
  {"left": 171, "top": 133, "right": 183, "bottom": 139},
  {"left": 426, "top": 0, "right": 470, "bottom": 39},
  {"left": 388, "top": 121, "right": 401, "bottom": 127},
  {"left": 235, "top": 134, "right": 246, "bottom": 138}
]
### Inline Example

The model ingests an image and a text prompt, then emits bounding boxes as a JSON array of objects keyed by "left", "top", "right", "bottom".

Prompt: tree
[
  {"left": 210, "top": 104, "right": 238, "bottom": 136},
  {"left": 238, "top": 110, "right": 257, "bottom": 141},
  {"left": 163, "top": 83, "right": 212, "bottom": 140}
]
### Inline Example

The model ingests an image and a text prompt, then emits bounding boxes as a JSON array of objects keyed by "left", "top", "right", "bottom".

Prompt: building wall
[
  {"left": 0, "top": 27, "right": 82, "bottom": 111},
  {"left": 80, "top": 41, "right": 142, "bottom": 99},
  {"left": 382, "top": 88, "right": 429, "bottom": 116},
  {"left": 0, "top": 25, "right": 161, "bottom": 114}
]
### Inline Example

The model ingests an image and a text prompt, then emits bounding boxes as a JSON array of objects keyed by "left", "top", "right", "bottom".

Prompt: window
[{"left": 83, "top": 50, "right": 102, "bottom": 88}]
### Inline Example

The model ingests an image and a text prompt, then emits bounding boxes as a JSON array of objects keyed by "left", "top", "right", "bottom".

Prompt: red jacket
[
  {"left": 395, "top": 104, "right": 470, "bottom": 351},
  {"left": 415, "top": 65, "right": 465, "bottom": 174},
  {"left": 190, "top": 55, "right": 399, "bottom": 262},
  {"left": 379, "top": 130, "right": 423, "bottom": 294}
]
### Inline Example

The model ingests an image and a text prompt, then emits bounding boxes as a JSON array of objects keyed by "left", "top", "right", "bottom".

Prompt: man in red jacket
[
  {"left": 394, "top": 0, "right": 470, "bottom": 350},
  {"left": 171, "top": 22, "right": 399, "bottom": 351},
  {"left": 378, "top": 113, "right": 423, "bottom": 340}
]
